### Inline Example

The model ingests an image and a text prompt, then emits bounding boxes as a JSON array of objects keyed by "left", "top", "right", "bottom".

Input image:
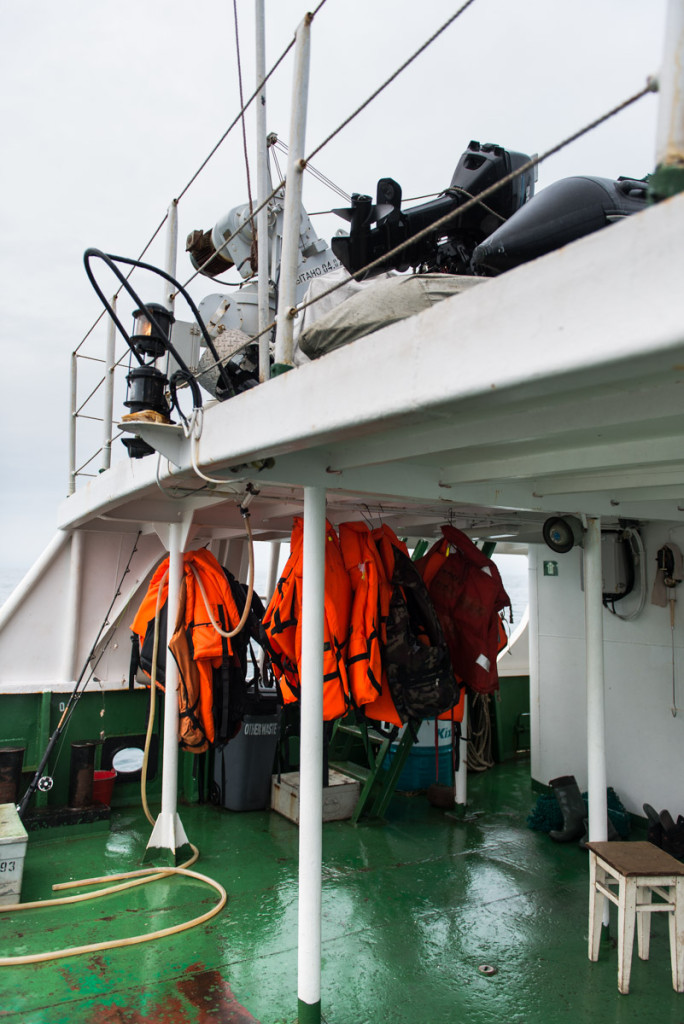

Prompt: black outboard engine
[
  {"left": 331, "top": 140, "right": 535, "bottom": 277},
  {"left": 471, "top": 176, "right": 648, "bottom": 274}
]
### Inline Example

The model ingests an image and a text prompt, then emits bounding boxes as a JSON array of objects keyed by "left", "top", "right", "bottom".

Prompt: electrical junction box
[{"left": 580, "top": 530, "right": 633, "bottom": 600}]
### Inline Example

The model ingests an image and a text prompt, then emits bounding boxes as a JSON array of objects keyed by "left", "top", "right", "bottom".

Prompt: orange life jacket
[
  {"left": 131, "top": 548, "right": 243, "bottom": 752},
  {"left": 337, "top": 522, "right": 408, "bottom": 726},
  {"left": 262, "top": 518, "right": 352, "bottom": 721}
]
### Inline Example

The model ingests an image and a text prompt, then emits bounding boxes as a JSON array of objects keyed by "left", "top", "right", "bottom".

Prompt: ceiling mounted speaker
[{"left": 542, "top": 516, "right": 584, "bottom": 553}]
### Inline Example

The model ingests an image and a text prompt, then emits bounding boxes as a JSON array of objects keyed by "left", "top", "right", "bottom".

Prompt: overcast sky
[{"left": 0, "top": 0, "right": 668, "bottom": 577}]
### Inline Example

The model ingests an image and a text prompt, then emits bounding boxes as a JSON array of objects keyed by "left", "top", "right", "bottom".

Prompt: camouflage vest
[{"left": 384, "top": 546, "right": 459, "bottom": 722}]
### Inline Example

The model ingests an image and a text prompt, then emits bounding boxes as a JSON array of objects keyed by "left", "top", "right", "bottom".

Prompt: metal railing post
[
  {"left": 101, "top": 295, "right": 117, "bottom": 472},
  {"left": 68, "top": 352, "right": 78, "bottom": 494},
  {"left": 255, "top": 0, "right": 271, "bottom": 382},
  {"left": 273, "top": 14, "right": 312, "bottom": 369},
  {"left": 164, "top": 199, "right": 179, "bottom": 309},
  {"left": 652, "top": 0, "right": 684, "bottom": 197}
]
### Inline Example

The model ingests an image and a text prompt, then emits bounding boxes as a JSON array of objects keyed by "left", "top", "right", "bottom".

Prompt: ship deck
[{"left": 1, "top": 759, "right": 676, "bottom": 1024}]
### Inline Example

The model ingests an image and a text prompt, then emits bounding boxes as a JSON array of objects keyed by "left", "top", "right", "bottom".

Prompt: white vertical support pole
[
  {"left": 255, "top": 0, "right": 271, "bottom": 383},
  {"left": 273, "top": 14, "right": 312, "bottom": 368},
  {"left": 68, "top": 351, "right": 77, "bottom": 495},
  {"left": 225, "top": 539, "right": 247, "bottom": 581},
  {"left": 259, "top": 541, "right": 283, "bottom": 673},
  {"left": 655, "top": 0, "right": 684, "bottom": 169},
  {"left": 163, "top": 200, "right": 179, "bottom": 310},
  {"left": 101, "top": 295, "right": 117, "bottom": 472},
  {"left": 266, "top": 541, "right": 282, "bottom": 597},
  {"left": 527, "top": 546, "right": 541, "bottom": 778},
  {"left": 61, "top": 530, "right": 84, "bottom": 683},
  {"left": 145, "top": 520, "right": 191, "bottom": 864},
  {"left": 584, "top": 516, "right": 608, "bottom": 845},
  {"left": 297, "top": 485, "right": 326, "bottom": 1024},
  {"left": 454, "top": 694, "right": 468, "bottom": 810}
]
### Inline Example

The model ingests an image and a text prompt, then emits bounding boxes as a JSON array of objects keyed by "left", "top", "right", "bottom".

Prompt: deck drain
[{"left": 478, "top": 964, "right": 497, "bottom": 976}]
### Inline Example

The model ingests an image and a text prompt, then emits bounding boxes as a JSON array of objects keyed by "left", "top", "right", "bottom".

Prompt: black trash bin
[{"left": 213, "top": 692, "right": 280, "bottom": 811}]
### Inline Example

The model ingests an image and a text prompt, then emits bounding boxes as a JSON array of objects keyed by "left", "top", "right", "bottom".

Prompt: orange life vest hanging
[
  {"left": 262, "top": 518, "right": 352, "bottom": 721},
  {"left": 130, "top": 548, "right": 244, "bottom": 752},
  {"left": 338, "top": 522, "right": 411, "bottom": 727},
  {"left": 416, "top": 525, "right": 511, "bottom": 695}
]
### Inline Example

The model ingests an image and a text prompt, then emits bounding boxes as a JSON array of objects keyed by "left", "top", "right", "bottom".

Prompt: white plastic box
[{"left": 0, "top": 803, "right": 28, "bottom": 905}]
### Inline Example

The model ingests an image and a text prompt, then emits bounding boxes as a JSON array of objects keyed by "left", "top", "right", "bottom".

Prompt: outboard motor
[
  {"left": 331, "top": 140, "right": 536, "bottom": 277},
  {"left": 471, "top": 176, "right": 648, "bottom": 274}
]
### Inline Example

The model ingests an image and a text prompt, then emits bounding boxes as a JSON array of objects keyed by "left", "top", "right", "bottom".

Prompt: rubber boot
[
  {"left": 643, "top": 803, "right": 663, "bottom": 847},
  {"left": 660, "top": 809, "right": 684, "bottom": 859},
  {"left": 548, "top": 775, "right": 586, "bottom": 842},
  {"left": 578, "top": 815, "right": 619, "bottom": 849}
]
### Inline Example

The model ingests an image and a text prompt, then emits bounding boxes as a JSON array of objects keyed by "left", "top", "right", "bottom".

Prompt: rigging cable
[{"left": 17, "top": 531, "right": 142, "bottom": 819}]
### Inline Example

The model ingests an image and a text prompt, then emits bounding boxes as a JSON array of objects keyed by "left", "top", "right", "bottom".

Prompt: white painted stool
[{"left": 587, "top": 840, "right": 684, "bottom": 994}]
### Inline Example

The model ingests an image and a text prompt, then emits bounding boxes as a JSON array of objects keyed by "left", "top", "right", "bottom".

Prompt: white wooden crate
[
  {"left": 271, "top": 769, "right": 360, "bottom": 824},
  {"left": 0, "top": 803, "right": 28, "bottom": 905}
]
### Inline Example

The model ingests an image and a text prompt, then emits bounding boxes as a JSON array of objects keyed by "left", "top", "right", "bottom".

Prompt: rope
[{"left": 466, "top": 693, "right": 494, "bottom": 772}]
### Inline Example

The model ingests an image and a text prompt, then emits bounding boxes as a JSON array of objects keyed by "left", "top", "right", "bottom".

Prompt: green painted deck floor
[{"left": 2, "top": 760, "right": 683, "bottom": 1024}]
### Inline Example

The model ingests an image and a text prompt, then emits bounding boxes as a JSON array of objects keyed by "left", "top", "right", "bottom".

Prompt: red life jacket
[{"left": 416, "top": 525, "right": 511, "bottom": 694}]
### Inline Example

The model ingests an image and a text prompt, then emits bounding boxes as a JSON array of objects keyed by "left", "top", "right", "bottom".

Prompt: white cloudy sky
[{"left": 0, "top": 0, "right": 668, "bottom": 575}]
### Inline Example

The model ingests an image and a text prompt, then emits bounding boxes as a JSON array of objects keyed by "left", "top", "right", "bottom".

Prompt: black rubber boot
[
  {"left": 660, "top": 809, "right": 684, "bottom": 859},
  {"left": 643, "top": 803, "right": 663, "bottom": 847},
  {"left": 578, "top": 815, "right": 619, "bottom": 849},
  {"left": 548, "top": 775, "right": 586, "bottom": 842}
]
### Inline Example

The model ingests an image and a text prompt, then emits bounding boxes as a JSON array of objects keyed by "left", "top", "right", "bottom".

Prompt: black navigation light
[
  {"left": 121, "top": 301, "right": 174, "bottom": 458},
  {"left": 130, "top": 302, "right": 174, "bottom": 358},
  {"left": 84, "top": 248, "right": 232, "bottom": 460},
  {"left": 124, "top": 364, "right": 169, "bottom": 415}
]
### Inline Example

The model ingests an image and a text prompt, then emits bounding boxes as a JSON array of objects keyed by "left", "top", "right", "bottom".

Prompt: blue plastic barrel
[{"left": 388, "top": 719, "right": 453, "bottom": 791}]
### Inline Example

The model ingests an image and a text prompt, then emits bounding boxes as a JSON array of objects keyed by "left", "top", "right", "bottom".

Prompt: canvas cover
[{"left": 298, "top": 271, "right": 486, "bottom": 359}]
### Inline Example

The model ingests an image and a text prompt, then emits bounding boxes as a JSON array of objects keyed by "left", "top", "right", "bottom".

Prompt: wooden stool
[{"left": 587, "top": 841, "right": 684, "bottom": 994}]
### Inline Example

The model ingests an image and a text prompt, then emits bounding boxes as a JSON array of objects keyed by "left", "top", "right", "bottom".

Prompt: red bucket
[{"left": 92, "top": 769, "right": 117, "bottom": 806}]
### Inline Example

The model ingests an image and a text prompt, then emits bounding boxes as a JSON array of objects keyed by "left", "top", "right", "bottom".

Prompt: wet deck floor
[{"left": 1, "top": 760, "right": 682, "bottom": 1023}]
